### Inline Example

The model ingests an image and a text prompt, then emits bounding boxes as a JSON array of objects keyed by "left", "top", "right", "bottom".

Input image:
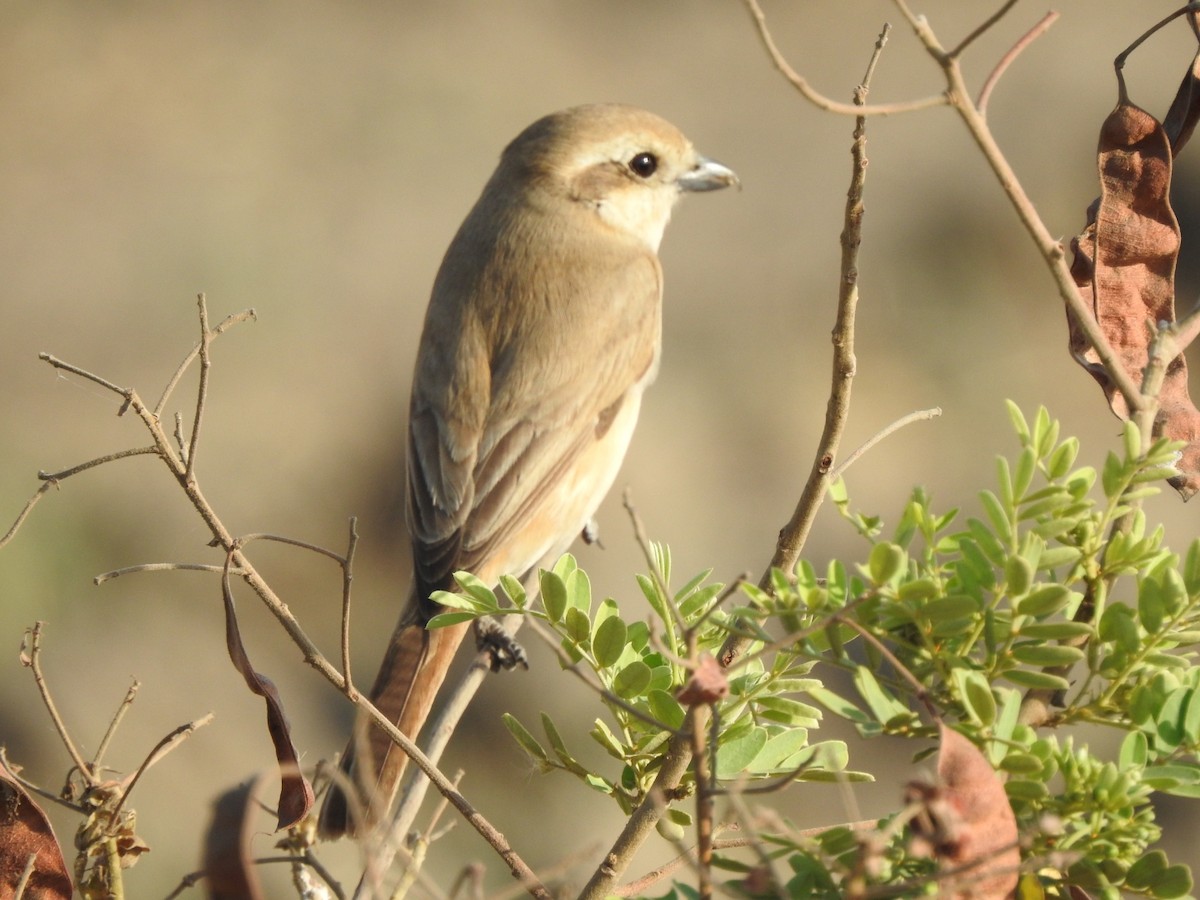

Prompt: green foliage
[{"left": 433, "top": 405, "right": 1200, "bottom": 898}]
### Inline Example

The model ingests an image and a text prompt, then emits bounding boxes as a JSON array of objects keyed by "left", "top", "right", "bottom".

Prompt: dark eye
[{"left": 628, "top": 152, "right": 658, "bottom": 178}]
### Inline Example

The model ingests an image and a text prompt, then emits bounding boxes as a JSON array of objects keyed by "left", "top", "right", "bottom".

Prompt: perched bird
[{"left": 319, "top": 103, "right": 737, "bottom": 837}]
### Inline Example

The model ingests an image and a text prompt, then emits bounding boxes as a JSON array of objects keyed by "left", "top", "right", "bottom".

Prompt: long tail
[{"left": 318, "top": 614, "right": 471, "bottom": 838}]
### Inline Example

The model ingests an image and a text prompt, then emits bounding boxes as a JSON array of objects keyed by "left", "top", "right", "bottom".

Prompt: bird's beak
[{"left": 678, "top": 156, "right": 740, "bottom": 193}]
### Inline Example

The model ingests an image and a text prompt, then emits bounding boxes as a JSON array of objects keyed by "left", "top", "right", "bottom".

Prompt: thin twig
[
  {"left": 234, "top": 531, "right": 351, "bottom": 566},
  {"left": 977, "top": 11, "right": 1060, "bottom": 116},
  {"left": 92, "top": 680, "right": 140, "bottom": 770},
  {"left": 111, "top": 713, "right": 214, "bottom": 820},
  {"left": 890, "top": 0, "right": 1147, "bottom": 412},
  {"left": 740, "top": 0, "right": 949, "bottom": 117},
  {"left": 612, "top": 837, "right": 752, "bottom": 897},
  {"left": 93, "top": 562, "right": 247, "bottom": 585},
  {"left": 20, "top": 622, "right": 95, "bottom": 786},
  {"left": 721, "top": 21, "right": 882, "bottom": 670},
  {"left": 0, "top": 482, "right": 54, "bottom": 550},
  {"left": 37, "top": 446, "right": 159, "bottom": 482},
  {"left": 39, "top": 352, "right": 128, "bottom": 399},
  {"left": 340, "top": 517, "right": 360, "bottom": 699},
  {"left": 153, "top": 306, "right": 256, "bottom": 416},
  {"left": 830, "top": 407, "right": 943, "bottom": 480},
  {"left": 185, "top": 293, "right": 211, "bottom": 482},
  {"left": 948, "top": 0, "right": 1020, "bottom": 59}
]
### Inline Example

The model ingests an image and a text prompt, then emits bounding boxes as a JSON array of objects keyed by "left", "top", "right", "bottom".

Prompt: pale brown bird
[{"left": 319, "top": 103, "right": 737, "bottom": 837}]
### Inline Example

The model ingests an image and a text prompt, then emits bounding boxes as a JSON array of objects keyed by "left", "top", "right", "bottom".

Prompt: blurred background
[{"left": 2, "top": 1, "right": 1199, "bottom": 895}]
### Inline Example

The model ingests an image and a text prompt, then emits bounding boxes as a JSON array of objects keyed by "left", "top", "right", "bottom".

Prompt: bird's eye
[{"left": 628, "top": 152, "right": 658, "bottom": 178}]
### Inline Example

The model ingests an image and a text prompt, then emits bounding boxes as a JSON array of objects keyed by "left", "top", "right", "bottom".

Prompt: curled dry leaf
[
  {"left": 905, "top": 724, "right": 1019, "bottom": 899},
  {"left": 0, "top": 758, "right": 72, "bottom": 900},
  {"left": 221, "top": 568, "right": 314, "bottom": 829},
  {"left": 676, "top": 653, "right": 729, "bottom": 706},
  {"left": 203, "top": 779, "right": 266, "bottom": 900},
  {"left": 1069, "top": 44, "right": 1200, "bottom": 500}
]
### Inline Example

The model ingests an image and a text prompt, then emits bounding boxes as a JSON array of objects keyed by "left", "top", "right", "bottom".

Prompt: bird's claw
[{"left": 475, "top": 618, "right": 529, "bottom": 672}]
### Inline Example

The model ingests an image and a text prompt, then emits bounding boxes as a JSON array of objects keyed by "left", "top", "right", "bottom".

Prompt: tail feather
[{"left": 318, "top": 616, "right": 471, "bottom": 838}]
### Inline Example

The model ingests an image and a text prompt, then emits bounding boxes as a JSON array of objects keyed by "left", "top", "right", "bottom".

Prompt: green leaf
[
  {"left": 499, "top": 573, "right": 527, "bottom": 608},
  {"left": 998, "top": 752, "right": 1045, "bottom": 776},
  {"left": 1119, "top": 730, "right": 1148, "bottom": 770},
  {"left": 1005, "top": 555, "right": 1034, "bottom": 598},
  {"left": 612, "top": 660, "right": 652, "bottom": 699},
  {"left": 591, "top": 614, "right": 627, "bottom": 668},
  {"left": 426, "top": 611, "right": 478, "bottom": 629},
  {"left": 1009, "top": 643, "right": 1085, "bottom": 667},
  {"left": 503, "top": 713, "right": 550, "bottom": 763},
  {"left": 429, "top": 589, "right": 481, "bottom": 611},
  {"left": 1005, "top": 399, "right": 1030, "bottom": 443},
  {"left": 564, "top": 606, "right": 591, "bottom": 643},
  {"left": 1018, "top": 622, "right": 1094, "bottom": 640},
  {"left": 867, "top": 542, "right": 905, "bottom": 586},
  {"left": 1046, "top": 437, "right": 1079, "bottom": 479},
  {"left": 1099, "top": 604, "right": 1140, "bottom": 653},
  {"left": 541, "top": 713, "right": 590, "bottom": 776},
  {"left": 955, "top": 669, "right": 997, "bottom": 727},
  {"left": 852, "top": 666, "right": 909, "bottom": 724},
  {"left": 1125, "top": 851, "right": 1168, "bottom": 891},
  {"left": 1101, "top": 450, "right": 1125, "bottom": 499},
  {"left": 807, "top": 687, "right": 872, "bottom": 725},
  {"left": 540, "top": 570, "right": 567, "bottom": 624},
  {"left": 589, "top": 718, "right": 626, "bottom": 760},
  {"left": 647, "top": 689, "right": 685, "bottom": 731},
  {"left": 453, "top": 571, "right": 500, "bottom": 610},
  {"left": 1015, "top": 585, "right": 1072, "bottom": 617},
  {"left": 1149, "top": 865, "right": 1193, "bottom": 899},
  {"left": 1013, "top": 446, "right": 1036, "bottom": 501},
  {"left": 979, "top": 490, "right": 1013, "bottom": 547},
  {"left": 1001, "top": 669, "right": 1071, "bottom": 691},
  {"left": 563, "top": 567, "right": 592, "bottom": 615},
  {"left": 716, "top": 726, "right": 768, "bottom": 779},
  {"left": 748, "top": 728, "right": 811, "bottom": 773}
]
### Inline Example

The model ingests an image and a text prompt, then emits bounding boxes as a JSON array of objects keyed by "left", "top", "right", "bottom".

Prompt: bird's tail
[{"left": 318, "top": 611, "right": 471, "bottom": 838}]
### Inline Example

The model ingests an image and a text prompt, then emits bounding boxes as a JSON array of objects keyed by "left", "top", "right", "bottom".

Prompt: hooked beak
[{"left": 678, "top": 155, "right": 740, "bottom": 193}]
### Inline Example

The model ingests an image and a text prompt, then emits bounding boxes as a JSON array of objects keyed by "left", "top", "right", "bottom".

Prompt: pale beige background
[{"left": 2, "top": 2, "right": 1198, "bottom": 895}]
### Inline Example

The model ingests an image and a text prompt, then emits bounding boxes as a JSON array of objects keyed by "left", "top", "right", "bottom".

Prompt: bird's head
[{"left": 499, "top": 103, "right": 738, "bottom": 252}]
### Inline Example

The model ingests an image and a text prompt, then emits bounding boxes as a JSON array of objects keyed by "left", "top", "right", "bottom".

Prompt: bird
[{"left": 319, "top": 102, "right": 737, "bottom": 838}]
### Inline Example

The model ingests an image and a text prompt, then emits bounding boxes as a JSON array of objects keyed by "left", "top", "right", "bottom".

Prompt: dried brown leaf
[
  {"left": 203, "top": 779, "right": 266, "bottom": 900},
  {"left": 0, "top": 758, "right": 72, "bottom": 900},
  {"left": 676, "top": 654, "right": 729, "bottom": 706},
  {"left": 221, "top": 568, "right": 314, "bottom": 829},
  {"left": 906, "top": 724, "right": 1019, "bottom": 899},
  {"left": 1069, "top": 83, "right": 1200, "bottom": 499}
]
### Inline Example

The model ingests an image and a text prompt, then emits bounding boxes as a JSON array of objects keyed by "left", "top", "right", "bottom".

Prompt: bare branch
[
  {"left": 741, "top": 0, "right": 949, "bottom": 117},
  {"left": 20, "top": 622, "right": 95, "bottom": 787},
  {"left": 92, "top": 680, "right": 140, "bottom": 770},
  {"left": 830, "top": 407, "right": 943, "bottom": 480},
  {"left": 948, "top": 0, "right": 1020, "bottom": 59},
  {"left": 0, "top": 482, "right": 55, "bottom": 550},
  {"left": 185, "top": 293, "right": 212, "bottom": 482},
  {"left": 153, "top": 305, "right": 256, "bottom": 416},
  {"left": 112, "top": 713, "right": 214, "bottom": 820},
  {"left": 977, "top": 12, "right": 1061, "bottom": 116}
]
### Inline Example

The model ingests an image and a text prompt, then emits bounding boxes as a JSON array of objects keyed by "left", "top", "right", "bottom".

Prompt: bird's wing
[{"left": 406, "top": 241, "right": 662, "bottom": 614}]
